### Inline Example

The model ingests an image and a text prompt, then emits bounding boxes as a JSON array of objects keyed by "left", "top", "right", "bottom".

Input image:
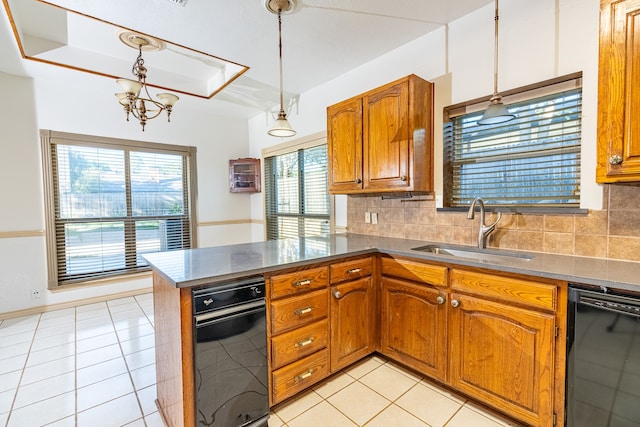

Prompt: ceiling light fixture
[
  {"left": 266, "top": 0, "right": 296, "bottom": 137},
  {"left": 478, "top": 0, "right": 515, "bottom": 125},
  {"left": 115, "top": 35, "right": 179, "bottom": 131}
]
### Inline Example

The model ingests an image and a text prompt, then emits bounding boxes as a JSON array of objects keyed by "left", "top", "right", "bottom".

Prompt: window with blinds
[
  {"left": 264, "top": 145, "right": 330, "bottom": 240},
  {"left": 443, "top": 74, "right": 582, "bottom": 208},
  {"left": 41, "top": 131, "right": 196, "bottom": 287}
]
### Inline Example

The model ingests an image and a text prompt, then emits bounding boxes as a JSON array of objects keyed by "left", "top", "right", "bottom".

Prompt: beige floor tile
[
  {"left": 463, "top": 402, "right": 523, "bottom": 426},
  {"left": 76, "top": 331, "right": 119, "bottom": 353},
  {"left": 365, "top": 403, "right": 429, "bottom": 427},
  {"left": 289, "top": 401, "right": 357, "bottom": 427},
  {"left": 26, "top": 342, "right": 75, "bottom": 366},
  {"left": 130, "top": 363, "right": 156, "bottom": 390},
  {"left": 20, "top": 355, "right": 75, "bottom": 385},
  {"left": 76, "top": 357, "right": 128, "bottom": 388},
  {"left": 268, "top": 412, "right": 284, "bottom": 427},
  {"left": 344, "top": 356, "right": 384, "bottom": 379},
  {"left": 395, "top": 382, "right": 462, "bottom": 427},
  {"left": 385, "top": 361, "right": 424, "bottom": 382},
  {"left": 136, "top": 384, "right": 158, "bottom": 416},
  {"left": 0, "top": 388, "right": 16, "bottom": 414},
  {"left": 313, "top": 372, "right": 355, "bottom": 398},
  {"left": 445, "top": 406, "right": 507, "bottom": 427},
  {"left": 76, "top": 392, "right": 142, "bottom": 427},
  {"left": 327, "top": 381, "right": 390, "bottom": 425},
  {"left": 124, "top": 347, "right": 156, "bottom": 371},
  {"left": 274, "top": 390, "right": 323, "bottom": 422},
  {"left": 77, "top": 372, "right": 135, "bottom": 411},
  {"left": 359, "top": 364, "right": 419, "bottom": 401},
  {"left": 120, "top": 334, "right": 155, "bottom": 355},
  {"left": 419, "top": 379, "right": 466, "bottom": 404},
  {"left": 76, "top": 343, "right": 122, "bottom": 368},
  {"left": 13, "top": 371, "right": 75, "bottom": 409},
  {"left": 0, "top": 370, "right": 21, "bottom": 393},
  {"left": 6, "top": 390, "right": 75, "bottom": 427},
  {"left": 43, "top": 415, "right": 76, "bottom": 426},
  {"left": 143, "top": 411, "right": 165, "bottom": 427}
]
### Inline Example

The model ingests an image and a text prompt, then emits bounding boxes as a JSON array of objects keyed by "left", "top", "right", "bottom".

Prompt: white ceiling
[{"left": 1, "top": 0, "right": 494, "bottom": 118}]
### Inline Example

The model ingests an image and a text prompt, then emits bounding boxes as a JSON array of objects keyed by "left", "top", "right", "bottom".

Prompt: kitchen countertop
[{"left": 142, "top": 233, "right": 640, "bottom": 292}]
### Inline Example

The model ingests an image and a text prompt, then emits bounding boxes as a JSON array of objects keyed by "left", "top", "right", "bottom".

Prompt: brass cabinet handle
[
  {"left": 400, "top": 175, "right": 408, "bottom": 181},
  {"left": 436, "top": 295, "right": 445, "bottom": 305},
  {"left": 451, "top": 299, "right": 460, "bottom": 308},
  {"left": 295, "top": 369, "right": 315, "bottom": 382},
  {"left": 355, "top": 178, "right": 362, "bottom": 184},
  {"left": 295, "top": 337, "right": 315, "bottom": 348},
  {"left": 346, "top": 268, "right": 361, "bottom": 274},
  {"left": 609, "top": 155, "right": 623, "bottom": 165},
  {"left": 293, "top": 279, "right": 312, "bottom": 288},
  {"left": 333, "top": 291, "right": 342, "bottom": 299},
  {"left": 294, "top": 306, "right": 313, "bottom": 316}
]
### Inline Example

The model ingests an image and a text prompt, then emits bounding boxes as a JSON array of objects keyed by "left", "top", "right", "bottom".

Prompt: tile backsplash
[{"left": 346, "top": 184, "right": 640, "bottom": 262}]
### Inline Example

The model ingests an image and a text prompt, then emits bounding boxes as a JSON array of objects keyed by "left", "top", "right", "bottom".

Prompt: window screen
[
  {"left": 42, "top": 131, "right": 196, "bottom": 286},
  {"left": 264, "top": 145, "right": 330, "bottom": 240},
  {"left": 444, "top": 77, "right": 582, "bottom": 207}
]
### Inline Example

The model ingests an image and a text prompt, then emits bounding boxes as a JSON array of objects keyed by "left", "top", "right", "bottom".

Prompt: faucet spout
[{"left": 467, "top": 197, "right": 502, "bottom": 249}]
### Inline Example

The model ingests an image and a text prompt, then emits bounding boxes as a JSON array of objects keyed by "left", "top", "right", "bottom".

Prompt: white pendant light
[
  {"left": 478, "top": 0, "right": 515, "bottom": 125},
  {"left": 267, "top": 0, "right": 296, "bottom": 137}
]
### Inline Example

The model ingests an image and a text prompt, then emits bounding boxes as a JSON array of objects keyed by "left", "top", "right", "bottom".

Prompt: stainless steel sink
[{"left": 412, "top": 244, "right": 534, "bottom": 263}]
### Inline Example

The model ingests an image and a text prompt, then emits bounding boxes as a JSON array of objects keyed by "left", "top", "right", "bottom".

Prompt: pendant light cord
[
  {"left": 492, "top": 0, "right": 500, "bottom": 97},
  {"left": 277, "top": 9, "right": 285, "bottom": 114}
]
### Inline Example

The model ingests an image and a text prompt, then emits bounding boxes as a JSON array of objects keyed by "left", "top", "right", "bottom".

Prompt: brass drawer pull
[
  {"left": 293, "top": 279, "right": 312, "bottom": 288},
  {"left": 346, "top": 268, "right": 361, "bottom": 274},
  {"left": 295, "top": 369, "right": 315, "bottom": 382},
  {"left": 294, "top": 337, "right": 315, "bottom": 348},
  {"left": 294, "top": 306, "right": 313, "bottom": 316}
]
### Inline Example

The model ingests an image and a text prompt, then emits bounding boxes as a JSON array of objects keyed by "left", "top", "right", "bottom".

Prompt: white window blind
[
  {"left": 42, "top": 131, "right": 196, "bottom": 286},
  {"left": 264, "top": 145, "right": 330, "bottom": 240},
  {"left": 443, "top": 75, "right": 582, "bottom": 208}
]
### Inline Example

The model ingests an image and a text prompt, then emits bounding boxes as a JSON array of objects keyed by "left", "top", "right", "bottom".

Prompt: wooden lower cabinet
[
  {"left": 448, "top": 293, "right": 556, "bottom": 427},
  {"left": 330, "top": 276, "right": 375, "bottom": 372},
  {"left": 380, "top": 277, "right": 447, "bottom": 382}
]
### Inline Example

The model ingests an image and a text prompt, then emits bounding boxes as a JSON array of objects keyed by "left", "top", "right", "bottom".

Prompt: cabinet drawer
[
  {"left": 381, "top": 257, "right": 448, "bottom": 287},
  {"left": 272, "top": 349, "right": 329, "bottom": 404},
  {"left": 450, "top": 269, "right": 557, "bottom": 311},
  {"left": 270, "top": 289, "right": 328, "bottom": 335},
  {"left": 270, "top": 267, "right": 329, "bottom": 299},
  {"left": 330, "top": 257, "right": 372, "bottom": 284},
  {"left": 271, "top": 319, "right": 329, "bottom": 370}
]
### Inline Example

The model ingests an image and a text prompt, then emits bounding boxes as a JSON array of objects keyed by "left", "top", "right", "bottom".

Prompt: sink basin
[{"left": 412, "top": 244, "right": 534, "bottom": 264}]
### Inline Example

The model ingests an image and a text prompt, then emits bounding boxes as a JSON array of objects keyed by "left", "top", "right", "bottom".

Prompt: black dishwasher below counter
[
  {"left": 566, "top": 284, "right": 640, "bottom": 427},
  {"left": 193, "top": 276, "right": 269, "bottom": 427}
]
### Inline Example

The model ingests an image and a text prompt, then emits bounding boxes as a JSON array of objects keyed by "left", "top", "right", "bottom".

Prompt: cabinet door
[
  {"left": 449, "top": 293, "right": 555, "bottom": 427},
  {"left": 380, "top": 278, "right": 447, "bottom": 382},
  {"left": 597, "top": 0, "right": 640, "bottom": 182},
  {"left": 363, "top": 80, "right": 410, "bottom": 190},
  {"left": 330, "top": 277, "right": 374, "bottom": 372},
  {"left": 327, "top": 97, "right": 363, "bottom": 192}
]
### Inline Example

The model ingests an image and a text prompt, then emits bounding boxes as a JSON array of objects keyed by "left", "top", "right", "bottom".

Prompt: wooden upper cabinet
[
  {"left": 597, "top": 0, "right": 640, "bottom": 182},
  {"left": 327, "top": 97, "right": 363, "bottom": 192},
  {"left": 327, "top": 74, "right": 434, "bottom": 194}
]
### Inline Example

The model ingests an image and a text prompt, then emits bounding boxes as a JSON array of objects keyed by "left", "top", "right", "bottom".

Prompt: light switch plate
[
  {"left": 371, "top": 213, "right": 378, "bottom": 224},
  {"left": 365, "top": 212, "right": 371, "bottom": 223}
]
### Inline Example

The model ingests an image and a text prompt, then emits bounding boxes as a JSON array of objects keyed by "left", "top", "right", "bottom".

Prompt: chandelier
[
  {"left": 266, "top": 0, "right": 296, "bottom": 137},
  {"left": 115, "top": 35, "right": 179, "bottom": 131}
]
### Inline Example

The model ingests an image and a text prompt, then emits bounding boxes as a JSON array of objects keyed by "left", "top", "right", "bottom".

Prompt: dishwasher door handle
[
  {"left": 195, "top": 299, "right": 265, "bottom": 324},
  {"left": 579, "top": 296, "right": 640, "bottom": 319}
]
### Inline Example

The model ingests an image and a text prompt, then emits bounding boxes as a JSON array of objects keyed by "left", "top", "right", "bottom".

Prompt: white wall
[
  {"left": 248, "top": 0, "right": 602, "bottom": 235},
  {"left": 0, "top": 62, "right": 254, "bottom": 314}
]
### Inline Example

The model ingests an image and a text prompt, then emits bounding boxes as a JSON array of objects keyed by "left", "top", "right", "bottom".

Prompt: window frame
[
  {"left": 262, "top": 132, "right": 334, "bottom": 241},
  {"left": 41, "top": 130, "right": 198, "bottom": 288},
  {"left": 442, "top": 72, "right": 585, "bottom": 213}
]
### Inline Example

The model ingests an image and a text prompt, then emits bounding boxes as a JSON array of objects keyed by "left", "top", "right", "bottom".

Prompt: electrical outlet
[
  {"left": 365, "top": 212, "right": 371, "bottom": 223},
  {"left": 371, "top": 212, "right": 378, "bottom": 224},
  {"left": 31, "top": 289, "right": 40, "bottom": 299}
]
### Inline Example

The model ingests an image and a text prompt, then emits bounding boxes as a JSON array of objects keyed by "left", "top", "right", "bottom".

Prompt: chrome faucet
[{"left": 467, "top": 197, "right": 502, "bottom": 249}]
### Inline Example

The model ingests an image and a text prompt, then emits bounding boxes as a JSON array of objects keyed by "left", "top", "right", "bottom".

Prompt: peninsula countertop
[{"left": 142, "top": 233, "right": 640, "bottom": 292}]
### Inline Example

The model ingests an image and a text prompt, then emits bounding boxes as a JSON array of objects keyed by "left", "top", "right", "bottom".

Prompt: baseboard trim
[{"left": 0, "top": 287, "right": 153, "bottom": 320}]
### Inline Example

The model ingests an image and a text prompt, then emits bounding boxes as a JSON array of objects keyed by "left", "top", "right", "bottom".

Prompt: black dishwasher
[
  {"left": 566, "top": 284, "right": 640, "bottom": 427},
  {"left": 193, "top": 276, "right": 269, "bottom": 427}
]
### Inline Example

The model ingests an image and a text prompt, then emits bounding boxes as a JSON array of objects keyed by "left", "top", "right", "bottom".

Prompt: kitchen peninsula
[{"left": 144, "top": 233, "right": 640, "bottom": 427}]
